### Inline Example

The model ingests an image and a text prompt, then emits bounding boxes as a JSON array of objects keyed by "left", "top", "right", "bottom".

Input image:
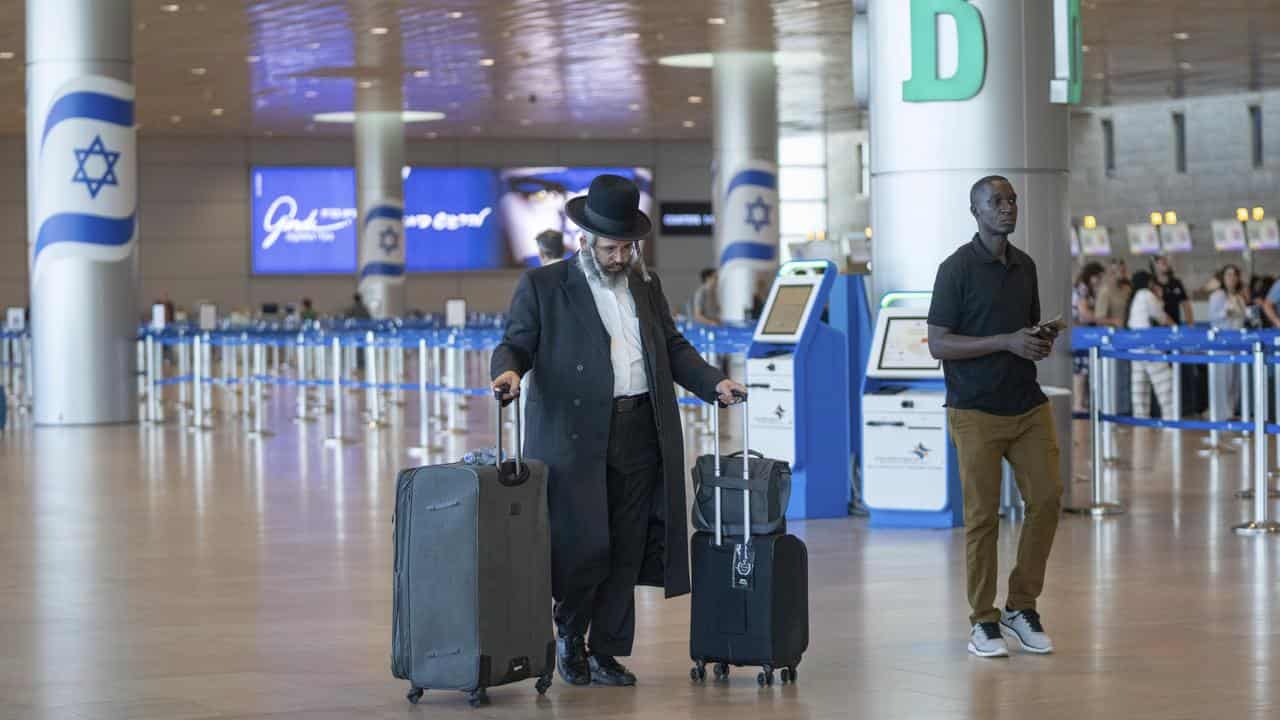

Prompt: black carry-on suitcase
[
  {"left": 391, "top": 390, "right": 554, "bottom": 708},
  {"left": 689, "top": 394, "right": 809, "bottom": 687}
]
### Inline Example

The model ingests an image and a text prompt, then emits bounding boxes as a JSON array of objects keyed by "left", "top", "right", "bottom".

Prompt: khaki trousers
[{"left": 947, "top": 402, "right": 1062, "bottom": 626}]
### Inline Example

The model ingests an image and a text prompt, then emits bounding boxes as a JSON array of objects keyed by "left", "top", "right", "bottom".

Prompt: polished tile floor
[{"left": 2, "top": 387, "right": 1279, "bottom": 720}]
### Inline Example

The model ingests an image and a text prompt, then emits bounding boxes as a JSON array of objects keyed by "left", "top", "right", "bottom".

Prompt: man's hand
[
  {"left": 492, "top": 371, "right": 522, "bottom": 403},
  {"left": 1037, "top": 323, "right": 1062, "bottom": 347},
  {"left": 716, "top": 378, "right": 748, "bottom": 406},
  {"left": 1005, "top": 328, "right": 1053, "bottom": 361}
]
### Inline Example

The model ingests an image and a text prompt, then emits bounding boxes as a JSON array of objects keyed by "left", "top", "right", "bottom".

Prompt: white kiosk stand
[{"left": 861, "top": 303, "right": 963, "bottom": 528}]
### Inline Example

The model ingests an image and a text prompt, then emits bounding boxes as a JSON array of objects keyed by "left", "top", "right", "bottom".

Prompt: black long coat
[{"left": 491, "top": 257, "right": 726, "bottom": 599}]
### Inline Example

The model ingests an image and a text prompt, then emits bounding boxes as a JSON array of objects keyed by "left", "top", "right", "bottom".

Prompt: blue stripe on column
[
  {"left": 360, "top": 262, "right": 405, "bottom": 278},
  {"left": 723, "top": 169, "right": 776, "bottom": 198},
  {"left": 42, "top": 92, "right": 134, "bottom": 146},
  {"left": 363, "top": 205, "right": 404, "bottom": 228},
  {"left": 719, "top": 241, "right": 776, "bottom": 265},
  {"left": 34, "top": 213, "right": 136, "bottom": 258}
]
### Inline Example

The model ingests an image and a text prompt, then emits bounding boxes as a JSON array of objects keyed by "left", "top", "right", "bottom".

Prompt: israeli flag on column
[
  {"left": 715, "top": 160, "right": 778, "bottom": 321},
  {"left": 358, "top": 201, "right": 406, "bottom": 292},
  {"left": 32, "top": 76, "right": 136, "bottom": 291}
]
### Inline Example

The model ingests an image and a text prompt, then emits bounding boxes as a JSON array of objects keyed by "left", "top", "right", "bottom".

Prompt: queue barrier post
[
  {"left": 1065, "top": 345, "right": 1125, "bottom": 517},
  {"left": 1233, "top": 343, "right": 1280, "bottom": 536}
]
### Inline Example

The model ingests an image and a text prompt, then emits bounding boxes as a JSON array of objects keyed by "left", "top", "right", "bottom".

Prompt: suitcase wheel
[
  {"left": 757, "top": 666, "right": 774, "bottom": 687},
  {"left": 406, "top": 687, "right": 425, "bottom": 705},
  {"left": 467, "top": 688, "right": 489, "bottom": 708},
  {"left": 536, "top": 675, "right": 552, "bottom": 695},
  {"left": 713, "top": 663, "right": 730, "bottom": 681},
  {"left": 690, "top": 661, "right": 707, "bottom": 683},
  {"left": 780, "top": 666, "right": 798, "bottom": 685}
]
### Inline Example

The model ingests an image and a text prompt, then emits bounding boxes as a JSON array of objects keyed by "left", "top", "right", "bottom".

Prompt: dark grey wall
[{"left": 1069, "top": 90, "right": 1280, "bottom": 295}]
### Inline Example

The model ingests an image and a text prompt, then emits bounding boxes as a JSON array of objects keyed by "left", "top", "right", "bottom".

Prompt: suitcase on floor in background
[
  {"left": 391, "top": 391, "right": 554, "bottom": 708},
  {"left": 689, "top": 393, "right": 809, "bottom": 687}
]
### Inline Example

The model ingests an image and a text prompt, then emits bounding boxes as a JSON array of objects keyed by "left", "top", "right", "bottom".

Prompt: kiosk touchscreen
[
  {"left": 861, "top": 301, "right": 962, "bottom": 528},
  {"left": 754, "top": 281, "right": 819, "bottom": 344},
  {"left": 875, "top": 317, "right": 938, "bottom": 373},
  {"left": 746, "top": 260, "right": 851, "bottom": 519}
]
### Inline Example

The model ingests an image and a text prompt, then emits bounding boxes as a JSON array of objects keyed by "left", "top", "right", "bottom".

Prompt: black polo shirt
[{"left": 927, "top": 235, "right": 1047, "bottom": 416}]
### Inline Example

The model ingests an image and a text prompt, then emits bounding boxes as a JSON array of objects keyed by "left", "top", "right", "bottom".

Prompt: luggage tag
[{"left": 731, "top": 540, "right": 756, "bottom": 591}]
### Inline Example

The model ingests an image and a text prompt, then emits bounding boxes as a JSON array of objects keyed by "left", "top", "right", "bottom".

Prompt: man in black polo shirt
[{"left": 926, "top": 175, "right": 1063, "bottom": 659}]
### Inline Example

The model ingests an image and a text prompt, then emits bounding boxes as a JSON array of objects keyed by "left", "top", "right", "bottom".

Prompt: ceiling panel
[{"left": 0, "top": 1, "right": 1275, "bottom": 140}]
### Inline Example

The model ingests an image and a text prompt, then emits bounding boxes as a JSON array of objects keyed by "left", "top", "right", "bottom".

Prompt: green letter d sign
[{"left": 902, "top": 0, "right": 987, "bottom": 102}]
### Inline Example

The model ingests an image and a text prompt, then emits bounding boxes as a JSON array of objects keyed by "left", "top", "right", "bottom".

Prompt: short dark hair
[
  {"left": 970, "top": 175, "right": 1011, "bottom": 207},
  {"left": 700, "top": 268, "right": 716, "bottom": 282},
  {"left": 536, "top": 229, "right": 564, "bottom": 258},
  {"left": 1077, "top": 262, "right": 1105, "bottom": 289}
]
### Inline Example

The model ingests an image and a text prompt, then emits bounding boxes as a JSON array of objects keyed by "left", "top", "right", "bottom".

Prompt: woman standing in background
[
  {"left": 1072, "top": 262, "right": 1109, "bottom": 411},
  {"left": 1128, "top": 271, "right": 1176, "bottom": 419},
  {"left": 1208, "top": 264, "right": 1248, "bottom": 419}
]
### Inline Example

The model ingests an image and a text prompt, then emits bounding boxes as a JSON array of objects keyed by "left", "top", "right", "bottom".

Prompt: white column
[
  {"left": 711, "top": 3, "right": 779, "bottom": 324},
  {"left": 868, "top": 0, "right": 1079, "bottom": 390},
  {"left": 27, "top": 0, "right": 138, "bottom": 424},
  {"left": 353, "top": 3, "right": 405, "bottom": 319}
]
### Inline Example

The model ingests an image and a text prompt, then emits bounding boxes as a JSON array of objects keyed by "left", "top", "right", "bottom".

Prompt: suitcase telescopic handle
[
  {"left": 711, "top": 388, "right": 750, "bottom": 548},
  {"left": 737, "top": 389, "right": 749, "bottom": 547},
  {"left": 493, "top": 384, "right": 523, "bottom": 475}
]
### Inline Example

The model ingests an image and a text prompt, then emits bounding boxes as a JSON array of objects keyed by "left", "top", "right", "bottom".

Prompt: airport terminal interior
[{"left": 4, "top": 1, "right": 1280, "bottom": 718}]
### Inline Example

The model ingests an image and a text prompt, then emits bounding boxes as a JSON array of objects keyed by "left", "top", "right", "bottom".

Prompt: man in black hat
[{"left": 492, "top": 174, "right": 746, "bottom": 687}]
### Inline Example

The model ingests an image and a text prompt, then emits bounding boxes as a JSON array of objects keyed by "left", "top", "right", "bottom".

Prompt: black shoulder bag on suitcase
[
  {"left": 689, "top": 392, "right": 809, "bottom": 687},
  {"left": 391, "top": 388, "right": 554, "bottom": 708}
]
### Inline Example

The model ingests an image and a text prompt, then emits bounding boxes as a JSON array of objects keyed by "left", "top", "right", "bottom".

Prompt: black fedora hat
[{"left": 565, "top": 174, "right": 652, "bottom": 240}]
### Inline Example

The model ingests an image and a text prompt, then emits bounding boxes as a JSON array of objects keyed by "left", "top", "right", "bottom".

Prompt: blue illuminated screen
[
  {"left": 250, "top": 166, "right": 652, "bottom": 274},
  {"left": 251, "top": 166, "right": 357, "bottom": 275}
]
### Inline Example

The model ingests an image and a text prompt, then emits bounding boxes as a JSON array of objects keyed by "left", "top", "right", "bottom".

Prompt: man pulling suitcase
[{"left": 491, "top": 174, "right": 746, "bottom": 687}]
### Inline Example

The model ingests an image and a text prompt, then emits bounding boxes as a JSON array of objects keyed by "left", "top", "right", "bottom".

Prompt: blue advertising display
[
  {"left": 250, "top": 165, "right": 653, "bottom": 273},
  {"left": 251, "top": 166, "right": 357, "bottom": 274},
  {"left": 403, "top": 168, "right": 502, "bottom": 271},
  {"left": 498, "top": 167, "right": 654, "bottom": 266}
]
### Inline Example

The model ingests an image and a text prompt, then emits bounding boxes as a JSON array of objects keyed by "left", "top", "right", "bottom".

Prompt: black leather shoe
[
  {"left": 556, "top": 636, "right": 591, "bottom": 686},
  {"left": 589, "top": 654, "right": 637, "bottom": 686}
]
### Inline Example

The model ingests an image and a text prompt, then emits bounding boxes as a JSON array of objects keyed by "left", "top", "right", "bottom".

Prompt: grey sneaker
[
  {"left": 968, "top": 622, "right": 1009, "bottom": 658},
  {"left": 1001, "top": 608, "right": 1054, "bottom": 654}
]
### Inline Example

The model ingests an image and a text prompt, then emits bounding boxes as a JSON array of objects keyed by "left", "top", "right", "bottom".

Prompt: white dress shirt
[{"left": 586, "top": 273, "right": 648, "bottom": 397}]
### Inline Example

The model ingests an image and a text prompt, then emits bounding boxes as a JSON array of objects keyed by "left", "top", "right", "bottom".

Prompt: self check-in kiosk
[
  {"left": 861, "top": 294, "right": 963, "bottom": 528},
  {"left": 745, "top": 260, "right": 851, "bottom": 519}
]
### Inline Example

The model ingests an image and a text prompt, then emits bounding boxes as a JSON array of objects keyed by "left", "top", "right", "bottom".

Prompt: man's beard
[{"left": 579, "top": 241, "right": 634, "bottom": 287}]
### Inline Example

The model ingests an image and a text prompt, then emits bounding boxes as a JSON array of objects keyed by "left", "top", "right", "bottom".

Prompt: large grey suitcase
[{"left": 392, "top": 392, "right": 554, "bottom": 708}]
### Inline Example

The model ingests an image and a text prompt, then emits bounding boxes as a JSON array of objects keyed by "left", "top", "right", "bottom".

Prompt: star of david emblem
[
  {"left": 71, "top": 135, "right": 121, "bottom": 199},
  {"left": 744, "top": 195, "right": 771, "bottom": 233},
  {"left": 378, "top": 226, "right": 399, "bottom": 253}
]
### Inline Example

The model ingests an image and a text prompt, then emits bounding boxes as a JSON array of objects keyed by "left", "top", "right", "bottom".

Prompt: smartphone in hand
[{"left": 1033, "top": 315, "right": 1066, "bottom": 338}]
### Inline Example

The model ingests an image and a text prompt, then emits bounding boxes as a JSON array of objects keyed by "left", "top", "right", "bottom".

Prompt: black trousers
[{"left": 553, "top": 395, "right": 662, "bottom": 657}]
